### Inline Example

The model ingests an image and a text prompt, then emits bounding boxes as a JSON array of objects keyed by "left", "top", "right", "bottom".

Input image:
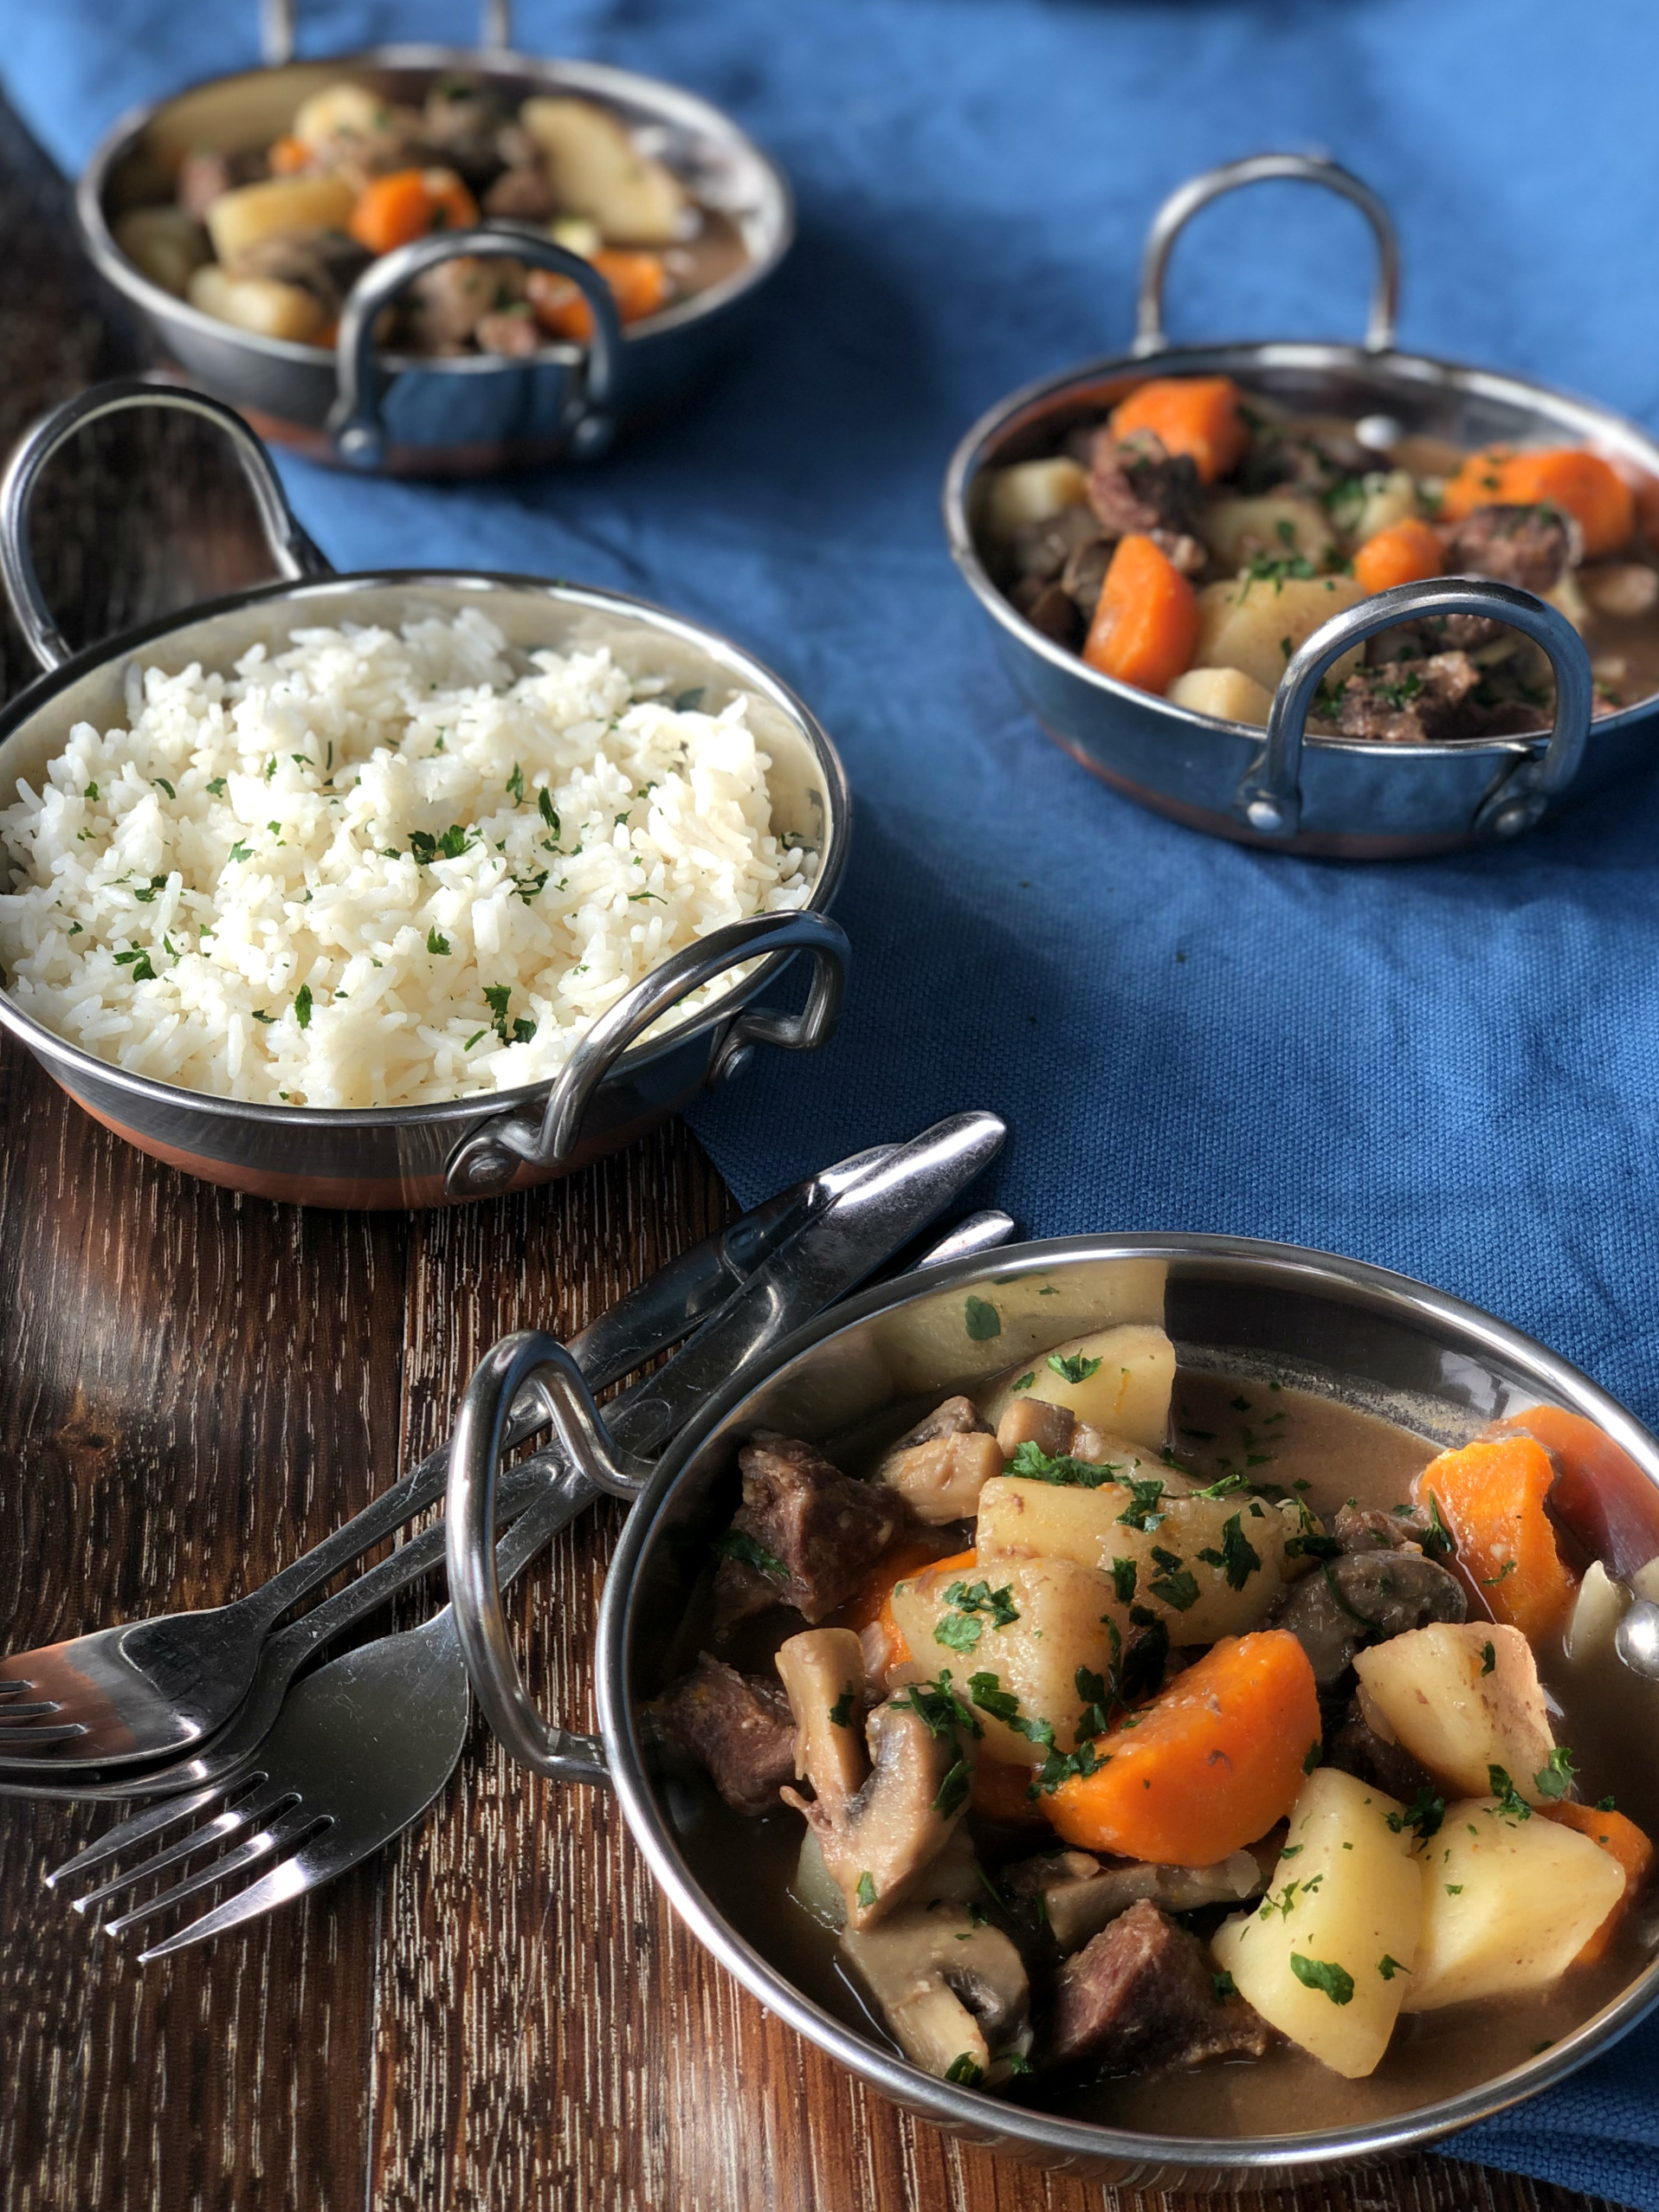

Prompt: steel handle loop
[
  {"left": 327, "top": 231, "right": 621, "bottom": 471},
  {"left": 0, "top": 378, "right": 331, "bottom": 674},
  {"left": 446, "top": 1330, "right": 650, "bottom": 1783},
  {"left": 1134, "top": 152, "right": 1401, "bottom": 358},
  {"left": 1236, "top": 577, "right": 1595, "bottom": 844},
  {"left": 443, "top": 909, "right": 849, "bottom": 1200},
  {"left": 261, "top": 0, "right": 512, "bottom": 65}
]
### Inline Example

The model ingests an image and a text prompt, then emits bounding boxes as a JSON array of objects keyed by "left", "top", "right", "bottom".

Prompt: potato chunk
[
  {"left": 1211, "top": 1768, "right": 1423, "bottom": 2080},
  {"left": 203, "top": 174, "right": 356, "bottom": 263},
  {"left": 880, "top": 1432, "right": 1004, "bottom": 1525},
  {"left": 1165, "top": 667, "right": 1275, "bottom": 726},
  {"left": 1193, "top": 573, "right": 1366, "bottom": 693},
  {"left": 187, "top": 264, "right": 327, "bottom": 342},
  {"left": 976, "top": 1476, "right": 1300, "bottom": 1643},
  {"left": 292, "top": 80, "right": 391, "bottom": 151},
  {"left": 1199, "top": 494, "right": 1336, "bottom": 573},
  {"left": 887, "top": 1556, "right": 1120, "bottom": 1766},
  {"left": 113, "top": 207, "right": 209, "bottom": 297},
  {"left": 1401, "top": 1798, "right": 1624, "bottom": 2012},
  {"left": 981, "top": 1325, "right": 1173, "bottom": 1450},
  {"left": 980, "top": 458, "right": 1090, "bottom": 543},
  {"left": 520, "top": 96, "right": 687, "bottom": 245},
  {"left": 1353, "top": 1623, "right": 1559, "bottom": 1804}
]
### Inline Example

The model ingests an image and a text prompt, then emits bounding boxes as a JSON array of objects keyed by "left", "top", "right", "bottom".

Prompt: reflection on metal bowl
[
  {"left": 945, "top": 154, "right": 1659, "bottom": 858},
  {"left": 0, "top": 383, "right": 849, "bottom": 1209}
]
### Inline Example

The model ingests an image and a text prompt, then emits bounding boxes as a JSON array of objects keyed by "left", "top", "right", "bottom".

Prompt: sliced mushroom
[
  {"left": 774, "top": 1628, "right": 868, "bottom": 1814},
  {"left": 841, "top": 1907, "right": 1030, "bottom": 2081},
  {"left": 1004, "top": 1843, "right": 1268, "bottom": 1954},
  {"left": 1273, "top": 1550, "right": 1467, "bottom": 1689},
  {"left": 777, "top": 1633, "right": 974, "bottom": 1928}
]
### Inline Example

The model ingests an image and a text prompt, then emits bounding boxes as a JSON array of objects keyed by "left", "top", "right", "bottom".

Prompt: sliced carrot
[
  {"left": 840, "top": 1538, "right": 954, "bottom": 1634},
  {"left": 268, "top": 134, "right": 311, "bottom": 176},
  {"left": 349, "top": 167, "right": 479, "bottom": 256},
  {"left": 972, "top": 1755, "right": 1051, "bottom": 1826},
  {"left": 1539, "top": 1801, "right": 1654, "bottom": 1964},
  {"left": 1439, "top": 447, "right": 1636, "bottom": 558},
  {"left": 1412, "top": 1435, "right": 1578, "bottom": 1639},
  {"left": 1108, "top": 376, "right": 1247, "bottom": 485},
  {"left": 1497, "top": 1404, "right": 1659, "bottom": 1583},
  {"left": 1354, "top": 516, "right": 1444, "bottom": 596},
  {"left": 1046, "top": 1630, "right": 1320, "bottom": 1867},
  {"left": 526, "top": 250, "right": 670, "bottom": 340},
  {"left": 1081, "top": 533, "right": 1199, "bottom": 694}
]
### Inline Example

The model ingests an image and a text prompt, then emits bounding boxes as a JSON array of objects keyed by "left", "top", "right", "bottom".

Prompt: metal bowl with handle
[
  {"left": 76, "top": 0, "right": 793, "bottom": 476},
  {"left": 0, "top": 380, "right": 849, "bottom": 1209},
  {"left": 944, "top": 153, "right": 1659, "bottom": 858},
  {"left": 443, "top": 1232, "right": 1659, "bottom": 2186}
]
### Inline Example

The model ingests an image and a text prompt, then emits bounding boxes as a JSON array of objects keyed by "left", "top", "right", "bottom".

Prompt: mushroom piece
[
  {"left": 841, "top": 1907, "right": 1030, "bottom": 2083},
  {"left": 777, "top": 1629, "right": 975, "bottom": 1929},
  {"left": 1273, "top": 1551, "right": 1468, "bottom": 1690},
  {"left": 1003, "top": 1843, "right": 1270, "bottom": 1954}
]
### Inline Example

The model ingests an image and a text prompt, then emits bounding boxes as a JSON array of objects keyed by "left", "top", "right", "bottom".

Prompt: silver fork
[{"left": 46, "top": 1203, "right": 1016, "bottom": 1957}]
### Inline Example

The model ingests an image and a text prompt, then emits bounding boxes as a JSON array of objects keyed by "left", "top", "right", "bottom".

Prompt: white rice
[{"left": 0, "top": 609, "right": 816, "bottom": 1108}]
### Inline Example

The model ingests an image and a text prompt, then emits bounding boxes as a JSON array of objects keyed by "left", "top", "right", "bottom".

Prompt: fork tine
[
  {"left": 0, "top": 1720, "right": 86, "bottom": 1744},
  {"left": 136, "top": 1839, "right": 335, "bottom": 1963},
  {"left": 103, "top": 1800, "right": 316, "bottom": 1937},
  {"left": 45, "top": 1777, "right": 267, "bottom": 1890},
  {"left": 71, "top": 1798, "right": 274, "bottom": 1916},
  {"left": 0, "top": 1675, "right": 39, "bottom": 1693},
  {"left": 0, "top": 1698, "right": 58, "bottom": 1717}
]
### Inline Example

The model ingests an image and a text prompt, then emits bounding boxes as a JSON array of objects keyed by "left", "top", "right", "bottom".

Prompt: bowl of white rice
[{"left": 0, "top": 384, "right": 849, "bottom": 1209}]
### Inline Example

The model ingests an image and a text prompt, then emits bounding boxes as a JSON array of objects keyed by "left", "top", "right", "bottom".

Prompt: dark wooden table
[{"left": 0, "top": 92, "right": 1635, "bottom": 2212}]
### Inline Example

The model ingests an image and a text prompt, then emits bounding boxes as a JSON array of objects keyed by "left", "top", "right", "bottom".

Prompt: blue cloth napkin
[{"left": 10, "top": 0, "right": 1659, "bottom": 2197}]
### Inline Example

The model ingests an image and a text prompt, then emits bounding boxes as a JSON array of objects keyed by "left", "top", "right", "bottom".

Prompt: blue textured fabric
[{"left": 10, "top": 2, "right": 1659, "bottom": 2198}]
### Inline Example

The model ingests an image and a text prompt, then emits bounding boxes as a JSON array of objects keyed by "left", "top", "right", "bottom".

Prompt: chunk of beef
[
  {"left": 1442, "top": 503, "right": 1575, "bottom": 596},
  {"left": 1008, "top": 577, "right": 1080, "bottom": 646},
  {"left": 1274, "top": 1551, "right": 1468, "bottom": 1689},
  {"left": 1010, "top": 501, "right": 1101, "bottom": 584},
  {"left": 176, "top": 147, "right": 267, "bottom": 221},
  {"left": 475, "top": 306, "right": 544, "bottom": 357},
  {"left": 1086, "top": 429, "right": 1202, "bottom": 541},
  {"left": 484, "top": 164, "right": 558, "bottom": 221},
  {"left": 1334, "top": 652, "right": 1482, "bottom": 744},
  {"left": 1326, "top": 1693, "right": 1439, "bottom": 1804},
  {"left": 1061, "top": 533, "right": 1114, "bottom": 619},
  {"left": 223, "top": 230, "right": 372, "bottom": 313},
  {"left": 713, "top": 1433, "right": 904, "bottom": 1629},
  {"left": 1333, "top": 1502, "right": 1426, "bottom": 1555},
  {"left": 653, "top": 1653, "right": 797, "bottom": 1815},
  {"left": 1237, "top": 421, "right": 1371, "bottom": 498},
  {"left": 421, "top": 79, "right": 511, "bottom": 184},
  {"left": 407, "top": 254, "right": 498, "bottom": 350},
  {"left": 1049, "top": 1899, "right": 1274, "bottom": 2069}
]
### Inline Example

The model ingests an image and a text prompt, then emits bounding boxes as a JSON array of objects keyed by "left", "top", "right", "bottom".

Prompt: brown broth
[{"left": 670, "top": 1370, "right": 1659, "bottom": 2139}]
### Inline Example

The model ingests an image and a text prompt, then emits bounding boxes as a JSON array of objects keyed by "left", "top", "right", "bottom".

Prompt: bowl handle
[
  {"left": 261, "top": 0, "right": 512, "bottom": 66},
  {"left": 0, "top": 377, "right": 332, "bottom": 674},
  {"left": 1134, "top": 152, "right": 1400, "bottom": 358},
  {"left": 1236, "top": 577, "right": 1594, "bottom": 843},
  {"left": 327, "top": 231, "right": 623, "bottom": 471},
  {"left": 447, "top": 1330, "right": 653, "bottom": 1785},
  {"left": 442, "top": 908, "right": 849, "bottom": 1200}
]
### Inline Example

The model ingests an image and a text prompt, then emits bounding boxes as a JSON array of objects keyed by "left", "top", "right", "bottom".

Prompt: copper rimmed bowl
[
  {"left": 75, "top": 2, "right": 793, "bottom": 476},
  {"left": 0, "top": 382, "right": 849, "bottom": 1209},
  {"left": 945, "top": 153, "right": 1659, "bottom": 859},
  {"left": 444, "top": 1234, "right": 1659, "bottom": 2185}
]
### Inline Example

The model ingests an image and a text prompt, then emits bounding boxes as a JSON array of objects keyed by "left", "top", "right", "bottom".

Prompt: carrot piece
[
  {"left": 840, "top": 1538, "right": 954, "bottom": 1634},
  {"left": 1497, "top": 1404, "right": 1659, "bottom": 1583},
  {"left": 1539, "top": 1801, "right": 1654, "bottom": 1964},
  {"left": 1108, "top": 376, "right": 1247, "bottom": 484},
  {"left": 1353, "top": 516, "right": 1444, "bottom": 596},
  {"left": 1081, "top": 533, "right": 1199, "bottom": 694},
  {"left": 872, "top": 1546, "right": 976, "bottom": 1668},
  {"left": 349, "top": 167, "right": 479, "bottom": 256},
  {"left": 526, "top": 249, "right": 670, "bottom": 341},
  {"left": 1439, "top": 447, "right": 1636, "bottom": 558},
  {"left": 268, "top": 134, "right": 311, "bottom": 176},
  {"left": 1411, "top": 1435, "right": 1578, "bottom": 1638},
  {"left": 1045, "top": 1631, "right": 1320, "bottom": 1867},
  {"left": 972, "top": 1755, "right": 1051, "bottom": 1825}
]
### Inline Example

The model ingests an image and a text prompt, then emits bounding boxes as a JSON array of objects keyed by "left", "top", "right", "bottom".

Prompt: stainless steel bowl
[
  {"left": 75, "top": 1, "right": 794, "bottom": 476},
  {"left": 0, "top": 381, "right": 849, "bottom": 1209},
  {"left": 944, "top": 152, "right": 1659, "bottom": 858},
  {"left": 445, "top": 1233, "right": 1659, "bottom": 2185}
]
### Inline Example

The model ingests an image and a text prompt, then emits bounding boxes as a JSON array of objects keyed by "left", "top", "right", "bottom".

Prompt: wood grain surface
[{"left": 0, "top": 89, "right": 1634, "bottom": 2212}]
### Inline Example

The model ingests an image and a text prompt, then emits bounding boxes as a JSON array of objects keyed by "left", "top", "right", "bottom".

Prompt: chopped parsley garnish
[
  {"left": 227, "top": 842, "right": 253, "bottom": 863},
  {"left": 967, "top": 1674, "right": 1049, "bottom": 1750},
  {"left": 1482, "top": 1560, "right": 1518, "bottom": 1586},
  {"left": 152, "top": 777, "right": 175, "bottom": 800},
  {"left": 1146, "top": 1547, "right": 1199, "bottom": 1611},
  {"left": 1303, "top": 1738, "right": 1323, "bottom": 1774},
  {"left": 672, "top": 686, "right": 707, "bottom": 713},
  {"left": 1189, "top": 1469, "right": 1250, "bottom": 1499},
  {"left": 132, "top": 874, "right": 168, "bottom": 903},
  {"left": 113, "top": 947, "right": 156, "bottom": 983},
  {"left": 894, "top": 1674, "right": 982, "bottom": 1740},
  {"left": 712, "top": 1528, "right": 787, "bottom": 1579},
  {"left": 855, "top": 1873, "right": 877, "bottom": 1910},
  {"left": 1110, "top": 1557, "right": 1138, "bottom": 1604},
  {"left": 964, "top": 1295, "right": 1001, "bottom": 1342},
  {"left": 1284, "top": 1532, "right": 1342, "bottom": 1562},
  {"left": 538, "top": 790, "right": 559, "bottom": 836},
  {"left": 506, "top": 763, "right": 525, "bottom": 804},
  {"left": 1481, "top": 1641, "right": 1496, "bottom": 1676},
  {"left": 1289, "top": 1955, "right": 1353, "bottom": 2006},
  {"left": 943, "top": 2052, "right": 983, "bottom": 2086},
  {"left": 409, "top": 824, "right": 472, "bottom": 865},
  {"left": 1487, "top": 1764, "right": 1532, "bottom": 1821},
  {"left": 1197, "top": 1512, "right": 1262, "bottom": 1591},
  {"left": 1115, "top": 1476, "right": 1168, "bottom": 1532},
  {"left": 943, "top": 1580, "right": 1019, "bottom": 1628},
  {"left": 1378, "top": 1955, "right": 1409, "bottom": 1981},
  {"left": 933, "top": 1759, "right": 972, "bottom": 1818},
  {"left": 1417, "top": 1493, "right": 1456, "bottom": 1561},
  {"left": 1533, "top": 1746, "right": 1576, "bottom": 1802},
  {"left": 1385, "top": 1785, "right": 1445, "bottom": 1841},
  {"left": 828, "top": 1688, "right": 855, "bottom": 1729},
  {"left": 1030, "top": 1738, "right": 1107, "bottom": 1798},
  {"left": 294, "top": 983, "right": 313, "bottom": 1030},
  {"left": 1445, "top": 1884, "right": 1464, "bottom": 1896},
  {"left": 1598, "top": 1795, "right": 1618, "bottom": 1812},
  {"left": 1010, "top": 1371, "right": 1035, "bottom": 1392},
  {"left": 1007, "top": 1441, "right": 1122, "bottom": 1489},
  {"left": 1212, "top": 1970, "right": 1237, "bottom": 2004},
  {"left": 1047, "top": 1351, "right": 1101, "bottom": 1385},
  {"left": 83, "top": 781, "right": 98, "bottom": 800},
  {"left": 427, "top": 926, "right": 450, "bottom": 956},
  {"left": 1119, "top": 1611, "right": 1170, "bottom": 1705}
]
